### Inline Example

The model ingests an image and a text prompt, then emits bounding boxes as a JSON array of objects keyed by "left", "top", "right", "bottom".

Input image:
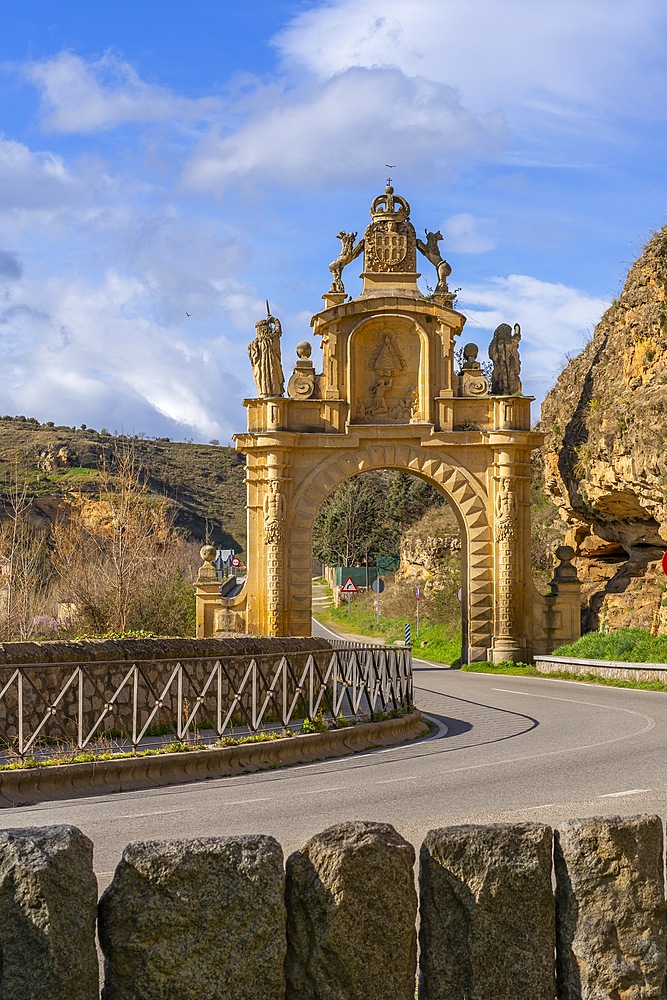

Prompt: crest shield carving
[{"left": 374, "top": 232, "right": 408, "bottom": 267}]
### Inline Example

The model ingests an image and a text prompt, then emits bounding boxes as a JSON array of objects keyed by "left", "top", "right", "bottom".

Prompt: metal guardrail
[{"left": 0, "top": 644, "right": 413, "bottom": 758}]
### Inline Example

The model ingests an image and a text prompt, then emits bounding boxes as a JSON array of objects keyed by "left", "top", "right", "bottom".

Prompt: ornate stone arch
[{"left": 196, "top": 184, "right": 580, "bottom": 663}]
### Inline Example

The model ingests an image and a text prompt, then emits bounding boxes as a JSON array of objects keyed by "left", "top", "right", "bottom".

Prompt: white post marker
[{"left": 416, "top": 585, "right": 420, "bottom": 638}]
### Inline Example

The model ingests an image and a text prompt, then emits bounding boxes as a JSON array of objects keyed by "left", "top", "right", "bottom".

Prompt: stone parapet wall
[
  {"left": 0, "top": 637, "right": 334, "bottom": 746},
  {"left": 1, "top": 815, "right": 665, "bottom": 999},
  {"left": 536, "top": 654, "right": 667, "bottom": 683}
]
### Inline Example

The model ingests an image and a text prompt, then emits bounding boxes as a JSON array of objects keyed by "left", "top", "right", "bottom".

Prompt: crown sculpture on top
[
  {"left": 246, "top": 181, "right": 521, "bottom": 403},
  {"left": 327, "top": 180, "right": 454, "bottom": 306}
]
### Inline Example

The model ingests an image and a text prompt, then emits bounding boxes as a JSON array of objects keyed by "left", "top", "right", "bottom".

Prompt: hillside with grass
[{"left": 0, "top": 416, "right": 247, "bottom": 550}]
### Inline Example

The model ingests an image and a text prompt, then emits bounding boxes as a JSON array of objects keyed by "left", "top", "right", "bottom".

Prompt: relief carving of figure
[
  {"left": 495, "top": 478, "right": 518, "bottom": 542},
  {"left": 328, "top": 230, "right": 364, "bottom": 293},
  {"left": 263, "top": 478, "right": 286, "bottom": 544},
  {"left": 416, "top": 230, "right": 452, "bottom": 293},
  {"left": 248, "top": 314, "right": 285, "bottom": 397},
  {"left": 489, "top": 323, "right": 522, "bottom": 396}
]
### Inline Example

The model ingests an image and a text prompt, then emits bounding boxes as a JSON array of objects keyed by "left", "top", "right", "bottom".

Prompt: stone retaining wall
[
  {"left": 535, "top": 653, "right": 667, "bottom": 683},
  {"left": 0, "top": 637, "right": 335, "bottom": 745},
  {"left": 2, "top": 815, "right": 665, "bottom": 999}
]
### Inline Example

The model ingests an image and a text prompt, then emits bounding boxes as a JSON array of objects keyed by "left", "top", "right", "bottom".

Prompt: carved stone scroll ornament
[
  {"left": 248, "top": 315, "right": 285, "bottom": 398},
  {"left": 287, "top": 341, "right": 318, "bottom": 400},
  {"left": 328, "top": 231, "right": 364, "bottom": 294},
  {"left": 495, "top": 477, "right": 518, "bottom": 637},
  {"left": 489, "top": 323, "right": 522, "bottom": 395},
  {"left": 416, "top": 230, "right": 452, "bottom": 293},
  {"left": 457, "top": 342, "right": 489, "bottom": 397}
]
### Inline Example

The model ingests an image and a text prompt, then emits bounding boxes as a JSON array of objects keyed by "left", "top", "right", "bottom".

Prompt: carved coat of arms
[{"left": 365, "top": 222, "right": 413, "bottom": 272}]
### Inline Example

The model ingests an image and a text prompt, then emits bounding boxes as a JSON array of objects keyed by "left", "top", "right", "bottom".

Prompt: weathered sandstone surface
[{"left": 541, "top": 226, "right": 667, "bottom": 631}]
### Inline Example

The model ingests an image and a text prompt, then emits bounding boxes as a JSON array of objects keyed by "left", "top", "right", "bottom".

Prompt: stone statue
[
  {"left": 328, "top": 230, "right": 364, "bottom": 294},
  {"left": 416, "top": 230, "right": 451, "bottom": 293},
  {"left": 489, "top": 323, "right": 522, "bottom": 395},
  {"left": 248, "top": 314, "right": 285, "bottom": 397}
]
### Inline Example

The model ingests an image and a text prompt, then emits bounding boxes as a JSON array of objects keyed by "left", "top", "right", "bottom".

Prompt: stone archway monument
[{"left": 197, "top": 185, "right": 580, "bottom": 662}]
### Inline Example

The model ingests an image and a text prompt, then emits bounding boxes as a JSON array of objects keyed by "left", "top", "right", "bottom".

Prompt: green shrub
[{"left": 553, "top": 628, "right": 667, "bottom": 663}]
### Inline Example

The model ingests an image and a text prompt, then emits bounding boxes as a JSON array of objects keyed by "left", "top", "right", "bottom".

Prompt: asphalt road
[{"left": 3, "top": 624, "right": 667, "bottom": 889}]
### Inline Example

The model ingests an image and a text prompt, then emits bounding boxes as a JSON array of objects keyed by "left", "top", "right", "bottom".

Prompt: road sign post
[
  {"left": 371, "top": 576, "right": 385, "bottom": 625},
  {"left": 340, "top": 576, "right": 359, "bottom": 614}
]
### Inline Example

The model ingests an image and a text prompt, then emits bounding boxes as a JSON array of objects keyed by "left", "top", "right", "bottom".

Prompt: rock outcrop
[{"left": 541, "top": 225, "right": 667, "bottom": 631}]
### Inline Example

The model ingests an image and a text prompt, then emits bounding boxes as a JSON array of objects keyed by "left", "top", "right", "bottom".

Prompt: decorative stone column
[
  {"left": 492, "top": 467, "right": 529, "bottom": 664},
  {"left": 263, "top": 475, "right": 287, "bottom": 635}
]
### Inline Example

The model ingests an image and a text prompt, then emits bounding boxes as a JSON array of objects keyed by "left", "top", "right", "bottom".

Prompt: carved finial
[{"left": 198, "top": 544, "right": 218, "bottom": 583}]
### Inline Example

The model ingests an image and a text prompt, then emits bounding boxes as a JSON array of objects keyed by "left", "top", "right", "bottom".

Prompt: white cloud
[
  {"left": 442, "top": 213, "right": 495, "bottom": 253},
  {"left": 0, "top": 135, "right": 80, "bottom": 210},
  {"left": 24, "top": 51, "right": 221, "bottom": 133},
  {"left": 457, "top": 274, "right": 608, "bottom": 412},
  {"left": 275, "top": 0, "right": 667, "bottom": 124},
  {"left": 184, "top": 66, "right": 504, "bottom": 191},
  {"left": 0, "top": 263, "right": 254, "bottom": 441}
]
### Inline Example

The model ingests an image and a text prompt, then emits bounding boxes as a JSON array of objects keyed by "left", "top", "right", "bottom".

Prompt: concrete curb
[
  {"left": 0, "top": 711, "right": 427, "bottom": 807},
  {"left": 535, "top": 655, "right": 667, "bottom": 684}
]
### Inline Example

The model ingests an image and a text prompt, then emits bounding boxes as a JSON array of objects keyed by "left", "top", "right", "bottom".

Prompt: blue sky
[{"left": 0, "top": 0, "right": 665, "bottom": 442}]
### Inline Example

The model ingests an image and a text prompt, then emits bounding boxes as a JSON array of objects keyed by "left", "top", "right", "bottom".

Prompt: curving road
[{"left": 3, "top": 626, "right": 667, "bottom": 888}]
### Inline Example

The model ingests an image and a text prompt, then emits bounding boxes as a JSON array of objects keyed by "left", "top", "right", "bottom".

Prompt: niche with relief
[{"left": 349, "top": 316, "right": 423, "bottom": 423}]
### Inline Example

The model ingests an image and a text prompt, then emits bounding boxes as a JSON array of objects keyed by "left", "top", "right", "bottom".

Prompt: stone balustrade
[{"left": 1, "top": 815, "right": 665, "bottom": 999}]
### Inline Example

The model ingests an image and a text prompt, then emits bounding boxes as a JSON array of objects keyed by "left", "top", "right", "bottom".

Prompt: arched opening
[
  {"left": 287, "top": 443, "right": 494, "bottom": 664},
  {"left": 311, "top": 468, "right": 464, "bottom": 663}
]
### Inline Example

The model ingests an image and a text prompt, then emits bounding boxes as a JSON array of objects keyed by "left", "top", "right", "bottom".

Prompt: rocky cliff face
[{"left": 541, "top": 226, "right": 667, "bottom": 632}]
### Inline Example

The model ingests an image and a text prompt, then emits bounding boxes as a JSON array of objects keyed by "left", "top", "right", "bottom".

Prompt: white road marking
[
  {"left": 301, "top": 786, "right": 344, "bottom": 795},
  {"left": 376, "top": 776, "right": 417, "bottom": 784},
  {"left": 221, "top": 797, "right": 271, "bottom": 805},
  {"left": 598, "top": 788, "right": 649, "bottom": 798},
  {"left": 96, "top": 809, "right": 189, "bottom": 821}
]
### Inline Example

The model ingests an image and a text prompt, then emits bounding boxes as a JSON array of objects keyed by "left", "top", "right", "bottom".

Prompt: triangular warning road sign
[{"left": 340, "top": 577, "right": 359, "bottom": 594}]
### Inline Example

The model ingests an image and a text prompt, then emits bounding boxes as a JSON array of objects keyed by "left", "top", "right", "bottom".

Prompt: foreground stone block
[
  {"left": 99, "top": 835, "right": 285, "bottom": 1000},
  {"left": 555, "top": 815, "right": 666, "bottom": 999},
  {"left": 419, "top": 823, "right": 555, "bottom": 1000},
  {"left": 285, "top": 821, "right": 417, "bottom": 1000},
  {"left": 0, "top": 824, "right": 98, "bottom": 1000}
]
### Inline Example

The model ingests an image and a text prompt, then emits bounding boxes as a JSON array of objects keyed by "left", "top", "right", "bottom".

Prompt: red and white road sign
[
  {"left": 340, "top": 577, "right": 359, "bottom": 594},
  {"left": 662, "top": 551, "right": 667, "bottom": 576},
  {"left": 231, "top": 556, "right": 241, "bottom": 568}
]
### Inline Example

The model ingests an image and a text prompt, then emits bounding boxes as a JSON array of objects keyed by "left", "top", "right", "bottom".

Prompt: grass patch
[
  {"left": 315, "top": 600, "right": 461, "bottom": 665},
  {"left": 462, "top": 661, "right": 539, "bottom": 676},
  {"left": 553, "top": 628, "right": 667, "bottom": 663}
]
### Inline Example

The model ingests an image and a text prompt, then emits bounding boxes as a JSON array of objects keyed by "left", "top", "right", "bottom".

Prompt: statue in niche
[
  {"left": 416, "top": 230, "right": 452, "bottom": 293},
  {"left": 370, "top": 334, "right": 405, "bottom": 378},
  {"left": 328, "top": 230, "right": 364, "bottom": 294},
  {"left": 248, "top": 313, "right": 285, "bottom": 397},
  {"left": 489, "top": 323, "right": 522, "bottom": 395},
  {"left": 263, "top": 478, "right": 286, "bottom": 544}
]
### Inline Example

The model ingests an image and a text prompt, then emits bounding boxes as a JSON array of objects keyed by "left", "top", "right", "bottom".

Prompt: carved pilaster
[{"left": 495, "top": 476, "right": 518, "bottom": 640}]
